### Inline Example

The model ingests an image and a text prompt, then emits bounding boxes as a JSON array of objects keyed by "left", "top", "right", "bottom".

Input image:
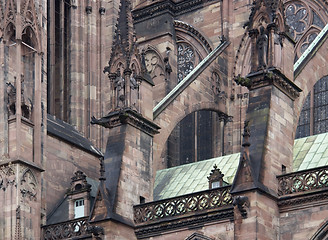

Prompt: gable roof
[
  {"left": 46, "top": 177, "right": 99, "bottom": 225},
  {"left": 154, "top": 132, "right": 328, "bottom": 200}
]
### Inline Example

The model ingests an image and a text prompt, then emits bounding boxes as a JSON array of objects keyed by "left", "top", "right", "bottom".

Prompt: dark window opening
[
  {"left": 296, "top": 76, "right": 328, "bottom": 138},
  {"left": 167, "top": 110, "right": 222, "bottom": 168}
]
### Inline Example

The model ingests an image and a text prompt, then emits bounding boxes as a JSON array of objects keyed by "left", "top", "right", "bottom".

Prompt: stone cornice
[
  {"left": 132, "top": 0, "right": 220, "bottom": 23},
  {"left": 91, "top": 108, "right": 160, "bottom": 136},
  {"left": 235, "top": 68, "right": 302, "bottom": 100},
  {"left": 0, "top": 158, "right": 44, "bottom": 172},
  {"left": 134, "top": 207, "right": 233, "bottom": 239},
  {"left": 278, "top": 189, "right": 328, "bottom": 212}
]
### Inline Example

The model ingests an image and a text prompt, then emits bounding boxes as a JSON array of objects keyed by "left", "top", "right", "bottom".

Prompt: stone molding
[
  {"left": 91, "top": 108, "right": 160, "bottom": 136},
  {"left": 132, "top": 0, "right": 220, "bottom": 23},
  {"left": 278, "top": 189, "right": 328, "bottom": 212},
  {"left": 235, "top": 68, "right": 302, "bottom": 100},
  {"left": 174, "top": 20, "right": 212, "bottom": 53},
  {"left": 135, "top": 207, "right": 233, "bottom": 239}
]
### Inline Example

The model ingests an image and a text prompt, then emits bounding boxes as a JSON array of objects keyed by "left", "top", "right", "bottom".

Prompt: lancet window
[
  {"left": 296, "top": 76, "right": 328, "bottom": 138},
  {"left": 177, "top": 42, "right": 195, "bottom": 82},
  {"left": 47, "top": 0, "right": 71, "bottom": 121}
]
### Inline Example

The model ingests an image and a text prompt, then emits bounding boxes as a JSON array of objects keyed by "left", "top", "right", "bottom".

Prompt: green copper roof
[
  {"left": 293, "top": 132, "right": 328, "bottom": 171},
  {"left": 153, "top": 153, "right": 240, "bottom": 200},
  {"left": 154, "top": 132, "right": 328, "bottom": 200}
]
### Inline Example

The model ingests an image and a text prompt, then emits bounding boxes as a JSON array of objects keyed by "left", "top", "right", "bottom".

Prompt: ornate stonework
[
  {"left": 0, "top": 163, "right": 16, "bottom": 191},
  {"left": 20, "top": 168, "right": 37, "bottom": 201}
]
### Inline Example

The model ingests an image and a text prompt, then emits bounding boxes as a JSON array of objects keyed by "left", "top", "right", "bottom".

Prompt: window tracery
[
  {"left": 284, "top": 1, "right": 327, "bottom": 58},
  {"left": 314, "top": 76, "right": 328, "bottom": 134},
  {"left": 296, "top": 76, "right": 328, "bottom": 138},
  {"left": 177, "top": 42, "right": 195, "bottom": 82}
]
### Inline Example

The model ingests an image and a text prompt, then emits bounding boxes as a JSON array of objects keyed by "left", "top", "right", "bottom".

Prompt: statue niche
[
  {"left": 6, "top": 75, "right": 33, "bottom": 120},
  {"left": 256, "top": 26, "right": 268, "bottom": 70}
]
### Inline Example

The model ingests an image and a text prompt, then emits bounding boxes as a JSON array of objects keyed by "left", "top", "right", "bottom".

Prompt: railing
[
  {"left": 134, "top": 186, "right": 232, "bottom": 224},
  {"left": 42, "top": 217, "right": 90, "bottom": 240},
  {"left": 277, "top": 165, "right": 328, "bottom": 196}
]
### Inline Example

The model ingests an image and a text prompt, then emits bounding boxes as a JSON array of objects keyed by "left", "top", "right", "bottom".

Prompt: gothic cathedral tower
[{"left": 0, "top": 0, "right": 47, "bottom": 239}]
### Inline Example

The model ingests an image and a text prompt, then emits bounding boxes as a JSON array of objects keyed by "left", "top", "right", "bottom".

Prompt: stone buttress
[
  {"left": 231, "top": 0, "right": 301, "bottom": 239},
  {"left": 89, "top": 0, "right": 159, "bottom": 239},
  {"left": 0, "top": 0, "right": 46, "bottom": 239}
]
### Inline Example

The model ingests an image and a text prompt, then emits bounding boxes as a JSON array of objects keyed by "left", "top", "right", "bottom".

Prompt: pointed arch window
[
  {"left": 296, "top": 76, "right": 328, "bottom": 138},
  {"left": 177, "top": 42, "right": 195, "bottom": 82}
]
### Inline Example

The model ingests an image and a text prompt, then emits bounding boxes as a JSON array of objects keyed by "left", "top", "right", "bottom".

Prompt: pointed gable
[
  {"left": 105, "top": 0, "right": 137, "bottom": 73},
  {"left": 20, "top": 0, "right": 41, "bottom": 50},
  {"left": 4, "top": 0, "right": 16, "bottom": 27}
]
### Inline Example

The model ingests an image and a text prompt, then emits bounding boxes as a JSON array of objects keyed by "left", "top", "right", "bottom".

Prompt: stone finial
[
  {"left": 71, "top": 170, "right": 87, "bottom": 182},
  {"left": 207, "top": 164, "right": 224, "bottom": 189},
  {"left": 68, "top": 171, "right": 91, "bottom": 194}
]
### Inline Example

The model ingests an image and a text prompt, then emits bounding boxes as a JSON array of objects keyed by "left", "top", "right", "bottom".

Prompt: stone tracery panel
[
  {"left": 177, "top": 42, "right": 196, "bottom": 82},
  {"left": 144, "top": 49, "right": 164, "bottom": 81},
  {"left": 284, "top": 0, "right": 328, "bottom": 59},
  {"left": 0, "top": 164, "right": 16, "bottom": 191},
  {"left": 20, "top": 168, "right": 37, "bottom": 201}
]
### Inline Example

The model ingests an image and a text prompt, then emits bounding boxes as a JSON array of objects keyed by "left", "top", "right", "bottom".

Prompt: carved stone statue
[
  {"left": 274, "top": 33, "right": 282, "bottom": 68},
  {"left": 6, "top": 82, "right": 16, "bottom": 116},
  {"left": 6, "top": 77, "right": 33, "bottom": 120},
  {"left": 114, "top": 69, "right": 125, "bottom": 108},
  {"left": 256, "top": 26, "right": 268, "bottom": 69}
]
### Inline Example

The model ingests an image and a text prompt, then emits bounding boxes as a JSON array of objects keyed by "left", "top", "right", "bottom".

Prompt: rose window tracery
[
  {"left": 285, "top": 3, "right": 308, "bottom": 41},
  {"left": 284, "top": 1, "right": 327, "bottom": 58},
  {"left": 177, "top": 42, "right": 195, "bottom": 82}
]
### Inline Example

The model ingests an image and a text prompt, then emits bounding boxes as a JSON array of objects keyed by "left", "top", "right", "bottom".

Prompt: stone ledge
[
  {"left": 134, "top": 207, "right": 234, "bottom": 239},
  {"left": 91, "top": 108, "right": 160, "bottom": 136},
  {"left": 278, "top": 189, "right": 328, "bottom": 212},
  {"left": 0, "top": 158, "right": 44, "bottom": 172}
]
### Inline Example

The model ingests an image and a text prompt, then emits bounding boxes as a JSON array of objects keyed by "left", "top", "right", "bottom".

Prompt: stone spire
[
  {"left": 245, "top": 0, "right": 282, "bottom": 29},
  {"left": 99, "top": 0, "right": 153, "bottom": 113},
  {"left": 104, "top": 0, "right": 136, "bottom": 73}
]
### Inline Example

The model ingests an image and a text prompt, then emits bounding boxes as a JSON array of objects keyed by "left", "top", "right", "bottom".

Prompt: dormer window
[
  {"left": 207, "top": 164, "right": 224, "bottom": 189},
  {"left": 67, "top": 171, "right": 92, "bottom": 220},
  {"left": 74, "top": 199, "right": 85, "bottom": 218},
  {"left": 211, "top": 181, "right": 222, "bottom": 189}
]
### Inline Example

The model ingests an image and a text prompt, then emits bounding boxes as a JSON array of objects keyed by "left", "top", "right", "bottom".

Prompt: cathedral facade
[{"left": 0, "top": 0, "right": 328, "bottom": 239}]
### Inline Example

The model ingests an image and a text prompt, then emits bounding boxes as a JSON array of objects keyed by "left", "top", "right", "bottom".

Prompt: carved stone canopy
[
  {"left": 207, "top": 164, "right": 224, "bottom": 189},
  {"left": 68, "top": 170, "right": 91, "bottom": 195}
]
